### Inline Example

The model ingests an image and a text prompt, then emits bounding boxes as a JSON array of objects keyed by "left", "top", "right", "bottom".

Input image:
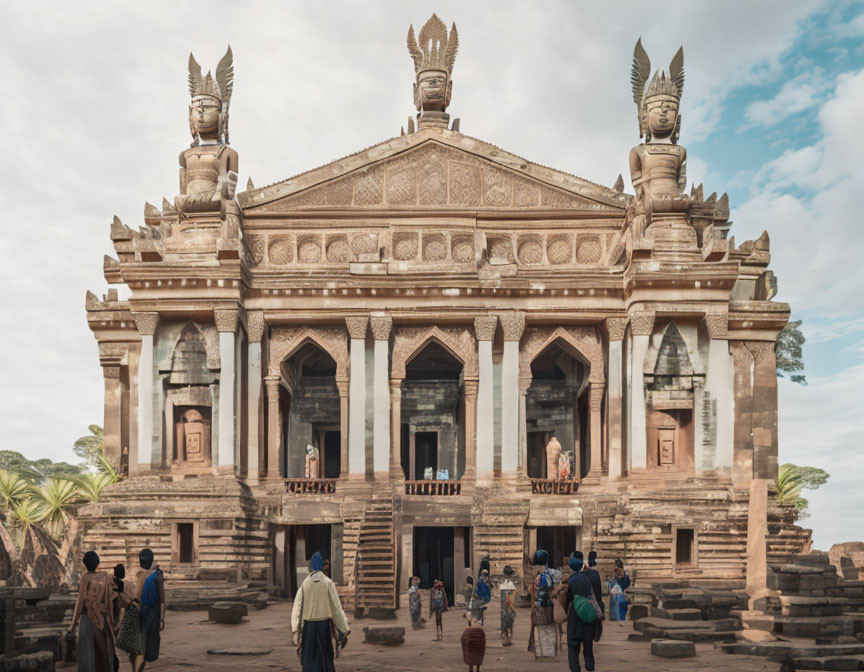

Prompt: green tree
[
  {"left": 32, "top": 479, "right": 81, "bottom": 538},
  {"left": 0, "top": 451, "right": 83, "bottom": 484},
  {"left": 776, "top": 319, "right": 806, "bottom": 385},
  {"left": 0, "top": 470, "right": 31, "bottom": 514},
  {"left": 75, "top": 472, "right": 117, "bottom": 503},
  {"left": 776, "top": 463, "right": 829, "bottom": 521},
  {"left": 73, "top": 425, "right": 104, "bottom": 469}
]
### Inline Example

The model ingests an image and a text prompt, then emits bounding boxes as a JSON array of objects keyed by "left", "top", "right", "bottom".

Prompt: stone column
[
  {"left": 474, "top": 316, "right": 497, "bottom": 481},
  {"left": 606, "top": 318, "right": 627, "bottom": 479},
  {"left": 518, "top": 381, "right": 529, "bottom": 479},
  {"left": 246, "top": 312, "right": 264, "bottom": 482},
  {"left": 746, "top": 478, "right": 770, "bottom": 607},
  {"left": 389, "top": 379, "right": 403, "bottom": 481},
  {"left": 346, "top": 317, "right": 369, "bottom": 478},
  {"left": 463, "top": 379, "right": 478, "bottom": 483},
  {"left": 370, "top": 315, "right": 392, "bottom": 480},
  {"left": 101, "top": 362, "right": 123, "bottom": 472},
  {"left": 700, "top": 312, "right": 734, "bottom": 474},
  {"left": 265, "top": 376, "right": 282, "bottom": 481},
  {"left": 215, "top": 309, "right": 239, "bottom": 475},
  {"left": 731, "top": 342, "right": 755, "bottom": 483},
  {"left": 499, "top": 312, "right": 525, "bottom": 479},
  {"left": 133, "top": 312, "right": 158, "bottom": 473},
  {"left": 337, "top": 380, "right": 349, "bottom": 478},
  {"left": 751, "top": 342, "right": 779, "bottom": 481},
  {"left": 587, "top": 383, "right": 605, "bottom": 478},
  {"left": 628, "top": 310, "right": 654, "bottom": 470}
]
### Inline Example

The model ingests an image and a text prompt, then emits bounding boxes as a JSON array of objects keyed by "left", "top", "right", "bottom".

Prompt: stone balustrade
[
  {"left": 404, "top": 480, "right": 461, "bottom": 496},
  {"left": 285, "top": 478, "right": 338, "bottom": 495},
  {"left": 530, "top": 478, "right": 580, "bottom": 495}
]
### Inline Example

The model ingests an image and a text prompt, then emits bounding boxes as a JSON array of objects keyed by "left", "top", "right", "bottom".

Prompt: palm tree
[
  {"left": 31, "top": 479, "right": 81, "bottom": 538},
  {"left": 0, "top": 469, "right": 31, "bottom": 514},
  {"left": 776, "top": 463, "right": 804, "bottom": 507},
  {"left": 75, "top": 472, "right": 116, "bottom": 503},
  {"left": 73, "top": 425, "right": 103, "bottom": 468}
]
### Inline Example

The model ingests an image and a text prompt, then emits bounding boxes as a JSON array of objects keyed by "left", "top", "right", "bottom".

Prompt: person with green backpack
[{"left": 558, "top": 553, "right": 603, "bottom": 672}]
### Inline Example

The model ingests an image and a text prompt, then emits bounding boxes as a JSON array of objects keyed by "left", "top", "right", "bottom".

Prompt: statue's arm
[
  {"left": 678, "top": 147, "right": 687, "bottom": 193},
  {"left": 220, "top": 148, "right": 240, "bottom": 199},
  {"left": 179, "top": 150, "right": 188, "bottom": 194},
  {"left": 629, "top": 146, "right": 644, "bottom": 198}
]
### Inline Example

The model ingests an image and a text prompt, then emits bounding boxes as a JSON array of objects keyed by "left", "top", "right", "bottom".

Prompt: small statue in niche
[
  {"left": 175, "top": 46, "right": 239, "bottom": 214},
  {"left": 304, "top": 444, "right": 320, "bottom": 479},
  {"left": 628, "top": 39, "right": 688, "bottom": 236},
  {"left": 406, "top": 14, "right": 458, "bottom": 129},
  {"left": 175, "top": 408, "right": 210, "bottom": 466},
  {"left": 544, "top": 434, "right": 561, "bottom": 480},
  {"left": 558, "top": 450, "right": 573, "bottom": 480}
]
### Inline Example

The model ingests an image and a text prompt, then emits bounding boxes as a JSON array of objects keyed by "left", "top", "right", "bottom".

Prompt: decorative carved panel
[
  {"left": 519, "top": 325, "right": 604, "bottom": 384},
  {"left": 391, "top": 325, "right": 478, "bottom": 379},
  {"left": 269, "top": 327, "right": 349, "bottom": 381}
]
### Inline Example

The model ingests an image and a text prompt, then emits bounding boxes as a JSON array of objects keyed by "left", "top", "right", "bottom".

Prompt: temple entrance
[
  {"left": 401, "top": 342, "right": 464, "bottom": 481},
  {"left": 273, "top": 523, "right": 341, "bottom": 598},
  {"left": 526, "top": 340, "right": 590, "bottom": 479},
  {"left": 279, "top": 342, "right": 341, "bottom": 478},
  {"left": 535, "top": 526, "right": 578, "bottom": 571},
  {"left": 413, "top": 527, "right": 455, "bottom": 605}
]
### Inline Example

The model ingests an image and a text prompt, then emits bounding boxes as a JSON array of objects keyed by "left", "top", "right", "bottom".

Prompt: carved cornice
[
  {"left": 370, "top": 315, "right": 393, "bottom": 341},
  {"left": 474, "top": 316, "right": 498, "bottom": 341},
  {"left": 247, "top": 311, "right": 265, "bottom": 343},
  {"left": 498, "top": 312, "right": 526, "bottom": 341},
  {"left": 606, "top": 317, "right": 628, "bottom": 342},
  {"left": 705, "top": 312, "right": 729, "bottom": 339},
  {"left": 132, "top": 312, "right": 159, "bottom": 335},
  {"left": 214, "top": 309, "right": 239, "bottom": 333},
  {"left": 345, "top": 316, "right": 369, "bottom": 340},
  {"left": 630, "top": 311, "right": 656, "bottom": 336}
]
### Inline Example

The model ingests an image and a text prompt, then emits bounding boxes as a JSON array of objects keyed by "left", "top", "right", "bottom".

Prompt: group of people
[{"left": 70, "top": 548, "right": 164, "bottom": 672}]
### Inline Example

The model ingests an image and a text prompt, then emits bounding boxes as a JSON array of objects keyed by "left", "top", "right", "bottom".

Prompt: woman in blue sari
[{"left": 608, "top": 559, "right": 631, "bottom": 624}]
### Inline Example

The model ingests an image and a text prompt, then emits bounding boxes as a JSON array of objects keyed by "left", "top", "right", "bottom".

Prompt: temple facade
[{"left": 81, "top": 18, "right": 809, "bottom": 610}]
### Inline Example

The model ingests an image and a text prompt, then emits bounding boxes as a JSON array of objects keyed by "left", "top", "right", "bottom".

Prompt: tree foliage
[
  {"left": 73, "top": 425, "right": 104, "bottom": 468},
  {"left": 776, "top": 319, "right": 806, "bottom": 385},
  {"left": 776, "top": 463, "right": 830, "bottom": 520},
  {"left": 0, "top": 450, "right": 83, "bottom": 484}
]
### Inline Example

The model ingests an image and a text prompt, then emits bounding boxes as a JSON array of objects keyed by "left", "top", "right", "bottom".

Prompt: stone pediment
[{"left": 239, "top": 128, "right": 626, "bottom": 213}]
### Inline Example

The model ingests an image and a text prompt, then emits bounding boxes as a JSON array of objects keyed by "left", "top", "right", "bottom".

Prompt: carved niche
[
  {"left": 519, "top": 326, "right": 604, "bottom": 385},
  {"left": 391, "top": 325, "right": 478, "bottom": 380},
  {"left": 175, "top": 407, "right": 212, "bottom": 466}
]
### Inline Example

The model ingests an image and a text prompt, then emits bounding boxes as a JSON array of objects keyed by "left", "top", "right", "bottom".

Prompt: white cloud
[{"left": 744, "top": 69, "right": 830, "bottom": 128}]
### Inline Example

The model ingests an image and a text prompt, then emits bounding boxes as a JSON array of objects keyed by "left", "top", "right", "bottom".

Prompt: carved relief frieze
[
  {"left": 498, "top": 312, "right": 526, "bottom": 341},
  {"left": 297, "top": 235, "right": 322, "bottom": 264},
  {"left": 345, "top": 316, "right": 368, "bottom": 340},
  {"left": 133, "top": 312, "right": 159, "bottom": 335},
  {"left": 576, "top": 235, "right": 603, "bottom": 264},
  {"left": 630, "top": 311, "right": 656, "bottom": 336},
  {"left": 547, "top": 235, "right": 573, "bottom": 265},
  {"left": 391, "top": 325, "right": 478, "bottom": 379},
  {"left": 519, "top": 325, "right": 604, "bottom": 384},
  {"left": 606, "top": 317, "right": 628, "bottom": 342},
  {"left": 393, "top": 232, "right": 419, "bottom": 261},
  {"left": 269, "top": 326, "right": 349, "bottom": 379},
  {"left": 474, "top": 316, "right": 498, "bottom": 341},
  {"left": 247, "top": 234, "right": 266, "bottom": 266},
  {"left": 325, "top": 235, "right": 349, "bottom": 263},
  {"left": 268, "top": 235, "right": 294, "bottom": 265},
  {"left": 423, "top": 233, "right": 448, "bottom": 262},
  {"left": 351, "top": 233, "right": 378, "bottom": 256},
  {"left": 488, "top": 236, "right": 514, "bottom": 263},
  {"left": 451, "top": 235, "right": 475, "bottom": 264},
  {"left": 705, "top": 312, "right": 729, "bottom": 339},
  {"left": 214, "top": 309, "right": 239, "bottom": 333},
  {"left": 517, "top": 235, "right": 544, "bottom": 265},
  {"left": 247, "top": 311, "right": 265, "bottom": 343},
  {"left": 370, "top": 315, "right": 393, "bottom": 340}
]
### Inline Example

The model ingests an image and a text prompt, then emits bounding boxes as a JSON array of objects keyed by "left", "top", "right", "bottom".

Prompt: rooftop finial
[{"left": 407, "top": 14, "right": 459, "bottom": 130}]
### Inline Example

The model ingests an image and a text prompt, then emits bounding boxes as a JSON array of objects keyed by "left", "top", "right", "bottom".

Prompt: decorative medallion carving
[
  {"left": 247, "top": 311, "right": 265, "bottom": 343},
  {"left": 606, "top": 317, "right": 628, "bottom": 342},
  {"left": 391, "top": 325, "right": 478, "bottom": 379},
  {"left": 393, "top": 233, "right": 419, "bottom": 261},
  {"left": 326, "top": 236, "right": 349, "bottom": 263},
  {"left": 489, "top": 237, "right": 514, "bottom": 263},
  {"left": 519, "top": 325, "right": 605, "bottom": 384},
  {"left": 345, "top": 316, "right": 369, "bottom": 340},
  {"left": 498, "top": 312, "right": 526, "bottom": 341},
  {"left": 630, "top": 311, "right": 656, "bottom": 336},
  {"left": 351, "top": 233, "right": 378, "bottom": 256},
  {"left": 133, "top": 312, "right": 159, "bottom": 335},
  {"left": 417, "top": 150, "right": 447, "bottom": 205},
  {"left": 705, "top": 312, "right": 728, "bottom": 339},
  {"left": 547, "top": 236, "right": 573, "bottom": 265},
  {"left": 474, "top": 316, "right": 498, "bottom": 341},
  {"left": 449, "top": 162, "right": 481, "bottom": 206},
  {"left": 387, "top": 167, "right": 417, "bottom": 205},
  {"left": 247, "top": 235, "right": 265, "bottom": 265},
  {"left": 268, "top": 235, "right": 294, "bottom": 265},
  {"left": 297, "top": 236, "right": 322, "bottom": 263},
  {"left": 517, "top": 237, "right": 543, "bottom": 265},
  {"left": 214, "top": 309, "right": 239, "bottom": 333},
  {"left": 370, "top": 315, "right": 393, "bottom": 340},
  {"left": 514, "top": 181, "right": 540, "bottom": 207},
  {"left": 482, "top": 170, "right": 512, "bottom": 206},
  {"left": 576, "top": 236, "right": 603, "bottom": 264},
  {"left": 353, "top": 172, "right": 384, "bottom": 205},
  {"left": 269, "top": 327, "right": 349, "bottom": 379},
  {"left": 452, "top": 236, "right": 474, "bottom": 264},
  {"left": 423, "top": 233, "right": 447, "bottom": 262}
]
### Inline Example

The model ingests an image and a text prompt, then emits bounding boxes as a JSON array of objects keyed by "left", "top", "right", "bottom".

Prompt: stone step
[
  {"left": 723, "top": 641, "right": 864, "bottom": 659},
  {"left": 793, "top": 655, "right": 864, "bottom": 670},
  {"left": 651, "top": 607, "right": 702, "bottom": 621},
  {"left": 633, "top": 618, "right": 714, "bottom": 634}
]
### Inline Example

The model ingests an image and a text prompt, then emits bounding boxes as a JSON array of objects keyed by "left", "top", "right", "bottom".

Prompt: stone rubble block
[
  {"left": 650, "top": 638, "right": 696, "bottom": 658},
  {"left": 208, "top": 601, "right": 248, "bottom": 624},
  {"left": 363, "top": 626, "right": 405, "bottom": 645}
]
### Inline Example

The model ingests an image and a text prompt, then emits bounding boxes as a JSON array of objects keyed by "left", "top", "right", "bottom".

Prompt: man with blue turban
[
  {"left": 560, "top": 551, "right": 602, "bottom": 671},
  {"left": 291, "top": 551, "right": 350, "bottom": 671}
]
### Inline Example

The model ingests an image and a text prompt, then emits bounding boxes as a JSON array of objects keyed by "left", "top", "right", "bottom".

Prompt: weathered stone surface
[
  {"left": 650, "top": 638, "right": 695, "bottom": 658},
  {"left": 209, "top": 602, "right": 247, "bottom": 624},
  {"left": 363, "top": 626, "right": 405, "bottom": 645},
  {"left": 629, "top": 604, "right": 650, "bottom": 621}
]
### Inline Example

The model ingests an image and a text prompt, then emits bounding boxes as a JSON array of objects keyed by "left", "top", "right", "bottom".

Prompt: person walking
[
  {"left": 530, "top": 549, "right": 559, "bottom": 659},
  {"left": 409, "top": 576, "right": 426, "bottom": 629},
  {"left": 429, "top": 579, "right": 448, "bottom": 640},
  {"left": 560, "top": 554, "right": 601, "bottom": 672},
  {"left": 608, "top": 558, "right": 631, "bottom": 624},
  {"left": 583, "top": 551, "right": 604, "bottom": 640},
  {"left": 291, "top": 551, "right": 350, "bottom": 672},
  {"left": 133, "top": 549, "right": 164, "bottom": 672},
  {"left": 70, "top": 551, "right": 116, "bottom": 672},
  {"left": 499, "top": 566, "right": 517, "bottom": 647}
]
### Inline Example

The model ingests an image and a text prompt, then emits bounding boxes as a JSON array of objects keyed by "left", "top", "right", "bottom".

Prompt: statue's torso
[
  {"left": 182, "top": 145, "right": 225, "bottom": 195},
  {"left": 635, "top": 143, "right": 685, "bottom": 196}
]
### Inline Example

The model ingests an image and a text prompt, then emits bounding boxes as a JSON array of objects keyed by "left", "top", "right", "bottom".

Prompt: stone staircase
[
  {"left": 474, "top": 497, "right": 529, "bottom": 578},
  {"left": 353, "top": 496, "right": 398, "bottom": 616}
]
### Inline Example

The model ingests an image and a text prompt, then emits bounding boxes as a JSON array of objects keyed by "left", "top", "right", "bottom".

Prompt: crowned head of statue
[
  {"left": 407, "top": 15, "right": 459, "bottom": 115},
  {"left": 187, "top": 47, "right": 234, "bottom": 146},
  {"left": 631, "top": 40, "right": 684, "bottom": 144}
]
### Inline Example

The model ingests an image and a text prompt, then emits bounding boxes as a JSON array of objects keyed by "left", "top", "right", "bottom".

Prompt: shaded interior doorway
[
  {"left": 275, "top": 523, "right": 337, "bottom": 598},
  {"left": 536, "top": 526, "right": 577, "bottom": 571},
  {"left": 314, "top": 428, "right": 341, "bottom": 479},
  {"left": 527, "top": 430, "right": 547, "bottom": 478},
  {"left": 413, "top": 526, "right": 455, "bottom": 605}
]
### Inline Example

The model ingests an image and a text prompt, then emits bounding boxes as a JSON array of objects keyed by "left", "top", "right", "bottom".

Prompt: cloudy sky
[{"left": 2, "top": 1, "right": 862, "bottom": 549}]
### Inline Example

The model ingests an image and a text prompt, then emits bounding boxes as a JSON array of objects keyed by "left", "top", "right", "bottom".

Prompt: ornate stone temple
[{"left": 81, "top": 18, "right": 809, "bottom": 610}]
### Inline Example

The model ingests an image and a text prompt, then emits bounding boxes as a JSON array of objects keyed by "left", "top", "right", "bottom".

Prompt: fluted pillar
[
  {"left": 587, "top": 383, "right": 605, "bottom": 478},
  {"left": 498, "top": 312, "right": 525, "bottom": 479},
  {"left": 133, "top": 312, "right": 158, "bottom": 473},
  {"left": 606, "top": 318, "right": 627, "bottom": 479},
  {"left": 215, "top": 309, "right": 239, "bottom": 474},
  {"left": 629, "top": 310, "right": 654, "bottom": 470},
  {"left": 474, "top": 316, "right": 497, "bottom": 481},
  {"left": 463, "top": 379, "right": 478, "bottom": 482},
  {"left": 389, "top": 380, "right": 403, "bottom": 481},
  {"left": 371, "top": 315, "right": 392, "bottom": 480},
  {"left": 346, "top": 317, "right": 368, "bottom": 477},
  {"left": 265, "top": 376, "right": 282, "bottom": 481},
  {"left": 705, "top": 312, "right": 734, "bottom": 474},
  {"left": 246, "top": 312, "right": 264, "bottom": 482}
]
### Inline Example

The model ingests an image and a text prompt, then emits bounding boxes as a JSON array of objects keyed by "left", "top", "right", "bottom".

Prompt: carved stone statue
[
  {"left": 545, "top": 435, "right": 561, "bottom": 480},
  {"left": 407, "top": 14, "right": 458, "bottom": 130},
  {"left": 628, "top": 39, "right": 688, "bottom": 235},
  {"left": 175, "top": 46, "right": 239, "bottom": 214}
]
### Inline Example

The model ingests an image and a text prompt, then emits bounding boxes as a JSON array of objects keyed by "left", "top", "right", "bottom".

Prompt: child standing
[
  {"left": 409, "top": 576, "right": 426, "bottom": 629},
  {"left": 429, "top": 579, "right": 448, "bottom": 640}
]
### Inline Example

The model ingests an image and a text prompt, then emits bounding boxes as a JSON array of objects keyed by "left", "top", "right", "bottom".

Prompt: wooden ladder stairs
[{"left": 353, "top": 496, "right": 398, "bottom": 615}]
